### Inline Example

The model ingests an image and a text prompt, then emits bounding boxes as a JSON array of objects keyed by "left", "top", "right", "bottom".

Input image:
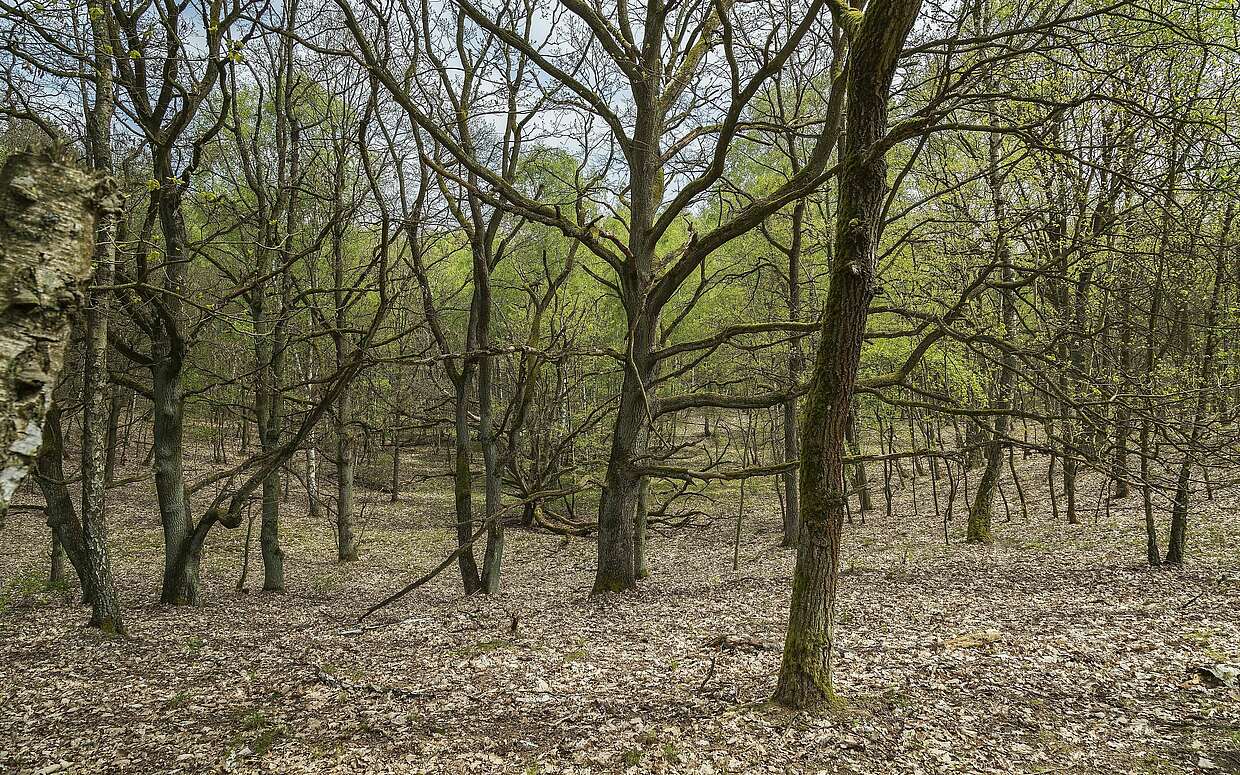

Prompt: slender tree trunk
[
  {"left": 75, "top": 0, "right": 125, "bottom": 632},
  {"left": 634, "top": 476, "right": 650, "bottom": 579},
  {"left": 782, "top": 200, "right": 806, "bottom": 546},
  {"left": 1139, "top": 419, "right": 1160, "bottom": 565},
  {"left": 774, "top": 0, "right": 922, "bottom": 708},
  {"left": 846, "top": 412, "right": 871, "bottom": 514},
  {"left": 453, "top": 376, "right": 482, "bottom": 593},
  {"left": 259, "top": 364, "right": 285, "bottom": 590},
  {"left": 968, "top": 132, "right": 1015, "bottom": 544},
  {"left": 1165, "top": 204, "right": 1232, "bottom": 564},
  {"left": 80, "top": 208, "right": 125, "bottom": 631},
  {"left": 36, "top": 405, "right": 95, "bottom": 602},
  {"left": 477, "top": 247, "right": 504, "bottom": 594},
  {"left": 103, "top": 385, "right": 124, "bottom": 485},
  {"left": 334, "top": 368, "right": 358, "bottom": 561}
]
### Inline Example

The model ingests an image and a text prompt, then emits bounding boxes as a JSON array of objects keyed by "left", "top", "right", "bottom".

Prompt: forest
[{"left": 0, "top": 0, "right": 1237, "bottom": 772}]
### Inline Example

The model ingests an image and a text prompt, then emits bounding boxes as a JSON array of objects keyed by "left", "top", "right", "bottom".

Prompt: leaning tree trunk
[
  {"left": 774, "top": 0, "right": 923, "bottom": 709},
  {"left": 35, "top": 404, "right": 95, "bottom": 602},
  {"left": 0, "top": 150, "right": 107, "bottom": 515}
]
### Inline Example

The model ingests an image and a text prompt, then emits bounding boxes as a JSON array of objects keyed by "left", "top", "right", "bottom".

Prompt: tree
[{"left": 774, "top": 0, "right": 923, "bottom": 709}]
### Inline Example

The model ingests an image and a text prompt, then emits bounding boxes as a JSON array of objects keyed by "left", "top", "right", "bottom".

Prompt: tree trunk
[
  {"left": 592, "top": 317, "right": 653, "bottom": 595},
  {"left": 782, "top": 200, "right": 806, "bottom": 546},
  {"left": 1139, "top": 419, "right": 1159, "bottom": 565},
  {"left": 49, "top": 533, "right": 66, "bottom": 587},
  {"left": 103, "top": 385, "right": 124, "bottom": 485},
  {"left": 335, "top": 381, "right": 358, "bottom": 561},
  {"left": 774, "top": 0, "right": 922, "bottom": 709},
  {"left": 967, "top": 132, "right": 1015, "bottom": 544},
  {"left": 36, "top": 405, "right": 95, "bottom": 602},
  {"left": 80, "top": 203, "right": 125, "bottom": 631},
  {"left": 453, "top": 378, "right": 482, "bottom": 593},
  {"left": 477, "top": 247, "right": 504, "bottom": 595},
  {"left": 846, "top": 412, "right": 872, "bottom": 514},
  {"left": 1164, "top": 203, "right": 1232, "bottom": 564},
  {"left": 153, "top": 359, "right": 198, "bottom": 605},
  {"left": 634, "top": 476, "right": 651, "bottom": 579}
]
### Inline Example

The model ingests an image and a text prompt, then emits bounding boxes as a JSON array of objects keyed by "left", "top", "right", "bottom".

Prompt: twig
[{"left": 1178, "top": 574, "right": 1230, "bottom": 611}]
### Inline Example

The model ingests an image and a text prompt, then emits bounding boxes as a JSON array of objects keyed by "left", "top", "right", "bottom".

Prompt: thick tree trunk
[
  {"left": 147, "top": 162, "right": 203, "bottom": 606},
  {"left": 49, "top": 533, "right": 66, "bottom": 587},
  {"left": 592, "top": 318, "right": 653, "bottom": 594},
  {"left": 1165, "top": 457, "right": 1190, "bottom": 565},
  {"left": 774, "top": 0, "right": 922, "bottom": 709},
  {"left": 153, "top": 360, "right": 198, "bottom": 605}
]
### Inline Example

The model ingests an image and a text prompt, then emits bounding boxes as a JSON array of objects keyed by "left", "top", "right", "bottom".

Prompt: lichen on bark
[{"left": 0, "top": 148, "right": 114, "bottom": 516}]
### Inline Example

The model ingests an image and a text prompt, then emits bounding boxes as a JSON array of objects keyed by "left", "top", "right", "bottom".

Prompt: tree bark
[
  {"left": 0, "top": 150, "right": 106, "bottom": 515},
  {"left": 452, "top": 376, "right": 482, "bottom": 592},
  {"left": 774, "top": 0, "right": 923, "bottom": 709},
  {"left": 782, "top": 201, "right": 805, "bottom": 546},
  {"left": 35, "top": 405, "right": 95, "bottom": 602}
]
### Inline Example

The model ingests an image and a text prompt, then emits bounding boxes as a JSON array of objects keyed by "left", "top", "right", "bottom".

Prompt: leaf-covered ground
[{"left": 0, "top": 452, "right": 1237, "bottom": 774}]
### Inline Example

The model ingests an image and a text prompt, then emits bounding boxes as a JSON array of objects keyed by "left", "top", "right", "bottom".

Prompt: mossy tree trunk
[
  {"left": 773, "top": 0, "right": 923, "bottom": 709},
  {"left": 35, "top": 405, "right": 95, "bottom": 602}
]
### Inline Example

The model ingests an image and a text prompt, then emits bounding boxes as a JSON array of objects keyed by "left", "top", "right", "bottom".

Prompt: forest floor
[{"left": 0, "top": 447, "right": 1237, "bottom": 775}]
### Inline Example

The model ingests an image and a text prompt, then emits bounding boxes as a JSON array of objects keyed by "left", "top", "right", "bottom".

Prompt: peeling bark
[{"left": 0, "top": 149, "right": 111, "bottom": 516}]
